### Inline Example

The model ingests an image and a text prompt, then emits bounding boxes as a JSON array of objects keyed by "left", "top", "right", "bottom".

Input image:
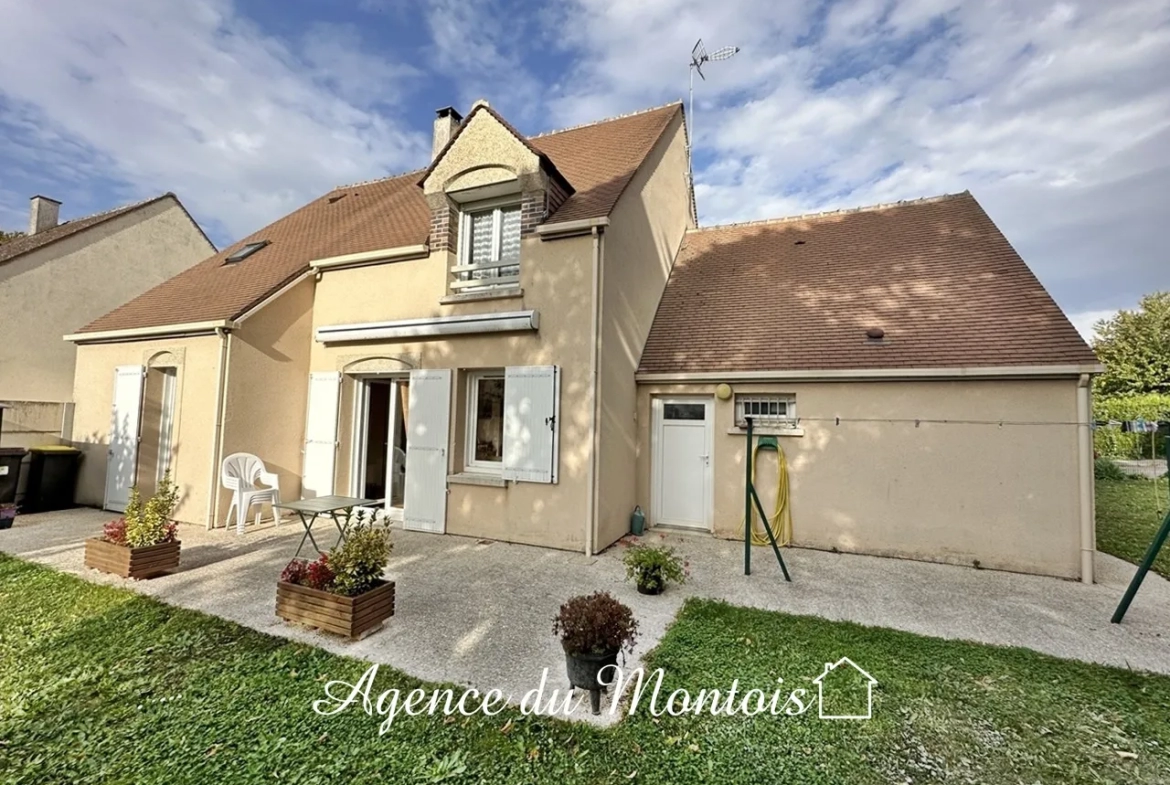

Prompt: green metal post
[
  {"left": 744, "top": 416, "right": 753, "bottom": 576},
  {"left": 750, "top": 483, "right": 792, "bottom": 581},
  {"left": 1111, "top": 422, "right": 1170, "bottom": 624}
]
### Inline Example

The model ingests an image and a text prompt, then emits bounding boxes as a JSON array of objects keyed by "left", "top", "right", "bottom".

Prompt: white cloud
[
  {"left": 0, "top": 0, "right": 428, "bottom": 239},
  {"left": 544, "top": 0, "right": 1170, "bottom": 315},
  {"left": 1067, "top": 309, "right": 1119, "bottom": 344}
]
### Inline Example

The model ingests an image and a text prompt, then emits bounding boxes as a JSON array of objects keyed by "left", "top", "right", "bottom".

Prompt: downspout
[
  {"left": 204, "top": 327, "right": 233, "bottom": 530},
  {"left": 584, "top": 225, "right": 605, "bottom": 557},
  {"left": 1077, "top": 373, "right": 1095, "bottom": 584}
]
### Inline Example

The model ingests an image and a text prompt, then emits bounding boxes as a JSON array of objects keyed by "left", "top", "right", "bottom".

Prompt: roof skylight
[{"left": 225, "top": 240, "right": 269, "bottom": 264}]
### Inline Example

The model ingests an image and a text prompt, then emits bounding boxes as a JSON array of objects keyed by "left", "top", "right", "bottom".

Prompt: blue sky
[{"left": 1, "top": 0, "right": 1168, "bottom": 339}]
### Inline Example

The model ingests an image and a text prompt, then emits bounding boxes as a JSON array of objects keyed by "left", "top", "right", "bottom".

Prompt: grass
[
  {"left": 1, "top": 555, "right": 1170, "bottom": 783},
  {"left": 1097, "top": 476, "right": 1170, "bottom": 579}
]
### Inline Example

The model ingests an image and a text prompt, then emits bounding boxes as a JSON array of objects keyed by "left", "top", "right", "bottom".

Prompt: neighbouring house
[
  {"left": 0, "top": 193, "right": 213, "bottom": 463},
  {"left": 66, "top": 99, "right": 1100, "bottom": 581}
]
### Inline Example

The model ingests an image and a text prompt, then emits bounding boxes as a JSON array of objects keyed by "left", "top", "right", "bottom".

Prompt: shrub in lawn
[
  {"left": 1095, "top": 457, "right": 1130, "bottom": 481},
  {"left": 622, "top": 543, "right": 687, "bottom": 594},
  {"left": 553, "top": 591, "right": 638, "bottom": 656}
]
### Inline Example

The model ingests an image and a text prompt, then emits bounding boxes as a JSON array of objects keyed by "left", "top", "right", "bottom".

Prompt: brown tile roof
[
  {"left": 638, "top": 192, "right": 1098, "bottom": 374},
  {"left": 0, "top": 194, "right": 188, "bottom": 267},
  {"left": 80, "top": 103, "right": 682, "bottom": 334}
]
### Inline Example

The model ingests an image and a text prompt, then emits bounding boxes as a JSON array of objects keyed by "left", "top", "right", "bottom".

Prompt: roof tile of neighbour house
[
  {"left": 0, "top": 194, "right": 193, "bottom": 267},
  {"left": 79, "top": 103, "right": 682, "bottom": 334},
  {"left": 638, "top": 192, "right": 1098, "bottom": 374}
]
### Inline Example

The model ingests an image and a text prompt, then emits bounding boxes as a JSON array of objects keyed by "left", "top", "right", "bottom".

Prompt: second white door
[{"left": 652, "top": 398, "right": 713, "bottom": 530}]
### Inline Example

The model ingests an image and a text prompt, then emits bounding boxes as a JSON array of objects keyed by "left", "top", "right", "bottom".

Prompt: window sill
[
  {"left": 727, "top": 427, "right": 804, "bottom": 437},
  {"left": 440, "top": 287, "right": 523, "bottom": 305},
  {"left": 448, "top": 472, "right": 507, "bottom": 487}
]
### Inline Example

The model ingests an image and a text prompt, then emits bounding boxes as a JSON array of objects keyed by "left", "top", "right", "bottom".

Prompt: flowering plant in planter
[
  {"left": 622, "top": 543, "right": 687, "bottom": 595},
  {"left": 553, "top": 591, "right": 638, "bottom": 715},
  {"left": 276, "top": 509, "right": 395, "bottom": 639},
  {"left": 85, "top": 472, "right": 181, "bottom": 579}
]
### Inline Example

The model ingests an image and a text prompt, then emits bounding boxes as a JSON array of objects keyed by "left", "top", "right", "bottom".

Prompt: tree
[
  {"left": 0, "top": 229, "right": 24, "bottom": 245},
  {"left": 1092, "top": 291, "right": 1170, "bottom": 396}
]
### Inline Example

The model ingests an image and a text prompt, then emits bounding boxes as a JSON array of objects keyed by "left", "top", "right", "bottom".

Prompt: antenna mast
[{"left": 687, "top": 39, "right": 740, "bottom": 209}]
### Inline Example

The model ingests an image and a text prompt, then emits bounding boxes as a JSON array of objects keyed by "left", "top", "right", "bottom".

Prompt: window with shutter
[{"left": 454, "top": 200, "right": 522, "bottom": 292}]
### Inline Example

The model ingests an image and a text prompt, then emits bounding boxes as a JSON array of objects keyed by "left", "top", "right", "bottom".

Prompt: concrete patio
[{"left": 2, "top": 507, "right": 1169, "bottom": 724}]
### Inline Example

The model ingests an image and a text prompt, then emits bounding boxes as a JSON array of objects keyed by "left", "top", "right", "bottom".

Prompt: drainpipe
[
  {"left": 584, "top": 225, "right": 605, "bottom": 557},
  {"left": 1077, "top": 373, "right": 1094, "bottom": 584},
  {"left": 205, "top": 327, "right": 233, "bottom": 530}
]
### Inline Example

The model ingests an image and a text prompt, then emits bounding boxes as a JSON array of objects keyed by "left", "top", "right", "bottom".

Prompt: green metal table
[{"left": 275, "top": 495, "right": 379, "bottom": 558}]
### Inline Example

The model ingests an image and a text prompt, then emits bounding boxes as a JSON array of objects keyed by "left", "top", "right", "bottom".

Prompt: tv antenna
[{"left": 687, "top": 39, "right": 739, "bottom": 199}]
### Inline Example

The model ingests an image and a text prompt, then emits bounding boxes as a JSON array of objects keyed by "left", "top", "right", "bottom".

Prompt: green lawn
[
  {"left": 1097, "top": 477, "right": 1170, "bottom": 579},
  {"left": 2, "top": 554, "right": 1170, "bottom": 784}
]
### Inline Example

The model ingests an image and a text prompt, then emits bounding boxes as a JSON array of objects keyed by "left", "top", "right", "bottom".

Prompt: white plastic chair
[{"left": 221, "top": 453, "right": 281, "bottom": 534}]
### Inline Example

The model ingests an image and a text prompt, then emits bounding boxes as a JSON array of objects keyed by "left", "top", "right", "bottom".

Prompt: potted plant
[
  {"left": 622, "top": 543, "right": 687, "bottom": 595},
  {"left": 553, "top": 591, "right": 638, "bottom": 714},
  {"left": 276, "top": 509, "right": 395, "bottom": 640},
  {"left": 0, "top": 502, "right": 16, "bottom": 530},
  {"left": 83, "top": 473, "right": 180, "bottom": 579}
]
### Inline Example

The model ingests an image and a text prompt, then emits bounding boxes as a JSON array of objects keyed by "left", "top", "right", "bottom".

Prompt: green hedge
[{"left": 1093, "top": 393, "right": 1170, "bottom": 459}]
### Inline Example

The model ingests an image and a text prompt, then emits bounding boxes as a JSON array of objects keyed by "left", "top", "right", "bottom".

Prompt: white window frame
[
  {"left": 453, "top": 196, "right": 522, "bottom": 292},
  {"left": 465, "top": 369, "right": 506, "bottom": 473},
  {"left": 734, "top": 394, "right": 797, "bottom": 429}
]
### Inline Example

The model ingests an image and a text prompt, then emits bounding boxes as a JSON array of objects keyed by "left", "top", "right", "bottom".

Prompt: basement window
[
  {"left": 224, "top": 240, "right": 269, "bottom": 264},
  {"left": 734, "top": 394, "right": 797, "bottom": 429}
]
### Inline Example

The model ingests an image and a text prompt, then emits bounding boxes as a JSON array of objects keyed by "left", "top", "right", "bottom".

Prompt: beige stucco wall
[
  {"left": 594, "top": 110, "right": 693, "bottom": 551},
  {"left": 311, "top": 232, "right": 597, "bottom": 550},
  {"left": 635, "top": 379, "right": 1084, "bottom": 578},
  {"left": 217, "top": 279, "right": 315, "bottom": 523},
  {"left": 0, "top": 197, "right": 214, "bottom": 403},
  {"left": 71, "top": 335, "right": 223, "bottom": 524}
]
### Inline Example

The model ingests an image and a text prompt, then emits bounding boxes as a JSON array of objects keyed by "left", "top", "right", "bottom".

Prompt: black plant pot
[
  {"left": 564, "top": 650, "right": 619, "bottom": 715},
  {"left": 635, "top": 568, "right": 665, "bottom": 595}
]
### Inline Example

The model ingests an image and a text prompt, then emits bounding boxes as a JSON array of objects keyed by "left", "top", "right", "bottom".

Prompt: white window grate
[{"left": 734, "top": 394, "right": 796, "bottom": 428}]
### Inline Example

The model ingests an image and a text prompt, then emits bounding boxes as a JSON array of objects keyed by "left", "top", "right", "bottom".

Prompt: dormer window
[{"left": 453, "top": 199, "right": 521, "bottom": 292}]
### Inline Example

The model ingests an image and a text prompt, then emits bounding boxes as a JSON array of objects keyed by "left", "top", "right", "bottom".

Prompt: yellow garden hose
[{"left": 739, "top": 441, "right": 793, "bottom": 547}]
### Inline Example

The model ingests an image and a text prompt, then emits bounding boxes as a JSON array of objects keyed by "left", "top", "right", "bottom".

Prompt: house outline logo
[{"left": 811, "top": 657, "right": 878, "bottom": 720}]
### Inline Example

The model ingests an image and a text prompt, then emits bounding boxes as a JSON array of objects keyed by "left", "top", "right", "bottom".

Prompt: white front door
[
  {"left": 105, "top": 365, "right": 145, "bottom": 512},
  {"left": 652, "top": 397, "right": 713, "bottom": 530}
]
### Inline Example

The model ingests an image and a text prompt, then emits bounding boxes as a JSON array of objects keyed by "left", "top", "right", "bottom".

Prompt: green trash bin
[
  {"left": 23, "top": 446, "right": 82, "bottom": 513},
  {"left": 0, "top": 447, "right": 27, "bottom": 506}
]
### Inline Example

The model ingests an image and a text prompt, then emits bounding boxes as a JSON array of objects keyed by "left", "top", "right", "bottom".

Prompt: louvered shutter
[
  {"left": 104, "top": 365, "right": 145, "bottom": 511},
  {"left": 404, "top": 369, "right": 451, "bottom": 533},
  {"left": 502, "top": 365, "right": 559, "bottom": 484},
  {"left": 302, "top": 372, "right": 341, "bottom": 498}
]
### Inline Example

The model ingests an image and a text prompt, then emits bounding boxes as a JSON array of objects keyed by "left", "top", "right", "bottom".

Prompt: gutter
[
  {"left": 205, "top": 327, "right": 234, "bottom": 530},
  {"left": 65, "top": 320, "right": 234, "bottom": 344},
  {"left": 635, "top": 365, "right": 1105, "bottom": 383},
  {"left": 585, "top": 224, "right": 605, "bottom": 557},
  {"left": 309, "top": 244, "right": 429, "bottom": 272},
  {"left": 1077, "top": 374, "right": 1095, "bottom": 584}
]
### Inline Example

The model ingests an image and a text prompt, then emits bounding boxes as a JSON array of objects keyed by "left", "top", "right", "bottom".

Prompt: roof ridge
[
  {"left": 55, "top": 192, "right": 173, "bottom": 227},
  {"left": 332, "top": 166, "right": 429, "bottom": 192},
  {"left": 688, "top": 191, "right": 971, "bottom": 234},
  {"left": 528, "top": 101, "right": 683, "bottom": 139}
]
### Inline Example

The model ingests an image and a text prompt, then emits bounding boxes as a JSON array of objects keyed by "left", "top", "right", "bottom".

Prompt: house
[
  {"left": 0, "top": 193, "right": 213, "bottom": 454},
  {"left": 65, "top": 99, "right": 1100, "bottom": 581},
  {"left": 812, "top": 658, "right": 878, "bottom": 720}
]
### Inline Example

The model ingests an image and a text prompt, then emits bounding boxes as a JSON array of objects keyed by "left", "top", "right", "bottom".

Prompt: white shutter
[
  {"left": 404, "top": 369, "right": 451, "bottom": 533},
  {"left": 104, "top": 365, "right": 145, "bottom": 512},
  {"left": 503, "top": 365, "right": 559, "bottom": 484},
  {"left": 302, "top": 372, "right": 341, "bottom": 498}
]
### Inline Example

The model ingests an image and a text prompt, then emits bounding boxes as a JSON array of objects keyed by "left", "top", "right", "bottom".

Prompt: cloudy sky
[{"left": 1, "top": 0, "right": 1167, "bottom": 340}]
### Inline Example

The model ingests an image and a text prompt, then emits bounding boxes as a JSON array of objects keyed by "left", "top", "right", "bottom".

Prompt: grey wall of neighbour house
[
  {"left": 594, "top": 111, "right": 693, "bottom": 551},
  {"left": 0, "top": 198, "right": 214, "bottom": 403}
]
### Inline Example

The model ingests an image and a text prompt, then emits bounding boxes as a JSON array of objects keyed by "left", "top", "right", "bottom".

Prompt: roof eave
[
  {"left": 66, "top": 319, "right": 235, "bottom": 344},
  {"left": 635, "top": 364, "right": 1105, "bottom": 383}
]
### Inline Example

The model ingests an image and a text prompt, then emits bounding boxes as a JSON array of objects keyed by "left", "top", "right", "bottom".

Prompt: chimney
[
  {"left": 28, "top": 195, "right": 61, "bottom": 235},
  {"left": 432, "top": 106, "right": 463, "bottom": 161}
]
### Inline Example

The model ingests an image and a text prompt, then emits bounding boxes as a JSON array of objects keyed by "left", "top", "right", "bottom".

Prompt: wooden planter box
[
  {"left": 83, "top": 538, "right": 181, "bottom": 579},
  {"left": 276, "top": 579, "right": 396, "bottom": 640}
]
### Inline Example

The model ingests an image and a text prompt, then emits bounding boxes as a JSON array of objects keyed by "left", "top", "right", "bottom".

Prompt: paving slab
[{"left": 2, "top": 508, "right": 1169, "bottom": 725}]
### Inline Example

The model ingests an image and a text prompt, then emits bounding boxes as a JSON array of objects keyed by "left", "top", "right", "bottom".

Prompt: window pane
[
  {"left": 664, "top": 403, "right": 705, "bottom": 421},
  {"left": 468, "top": 210, "right": 496, "bottom": 276},
  {"left": 473, "top": 377, "right": 505, "bottom": 463},
  {"left": 499, "top": 206, "right": 521, "bottom": 277}
]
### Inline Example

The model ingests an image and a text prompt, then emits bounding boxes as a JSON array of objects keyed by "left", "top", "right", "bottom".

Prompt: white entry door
[
  {"left": 105, "top": 365, "right": 145, "bottom": 512},
  {"left": 403, "top": 369, "right": 451, "bottom": 533},
  {"left": 652, "top": 397, "right": 713, "bottom": 530}
]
